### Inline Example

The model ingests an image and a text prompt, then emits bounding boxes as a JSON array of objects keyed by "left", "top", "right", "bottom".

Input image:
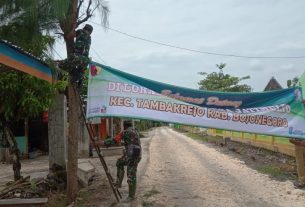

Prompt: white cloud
[{"left": 56, "top": 0, "right": 305, "bottom": 91}]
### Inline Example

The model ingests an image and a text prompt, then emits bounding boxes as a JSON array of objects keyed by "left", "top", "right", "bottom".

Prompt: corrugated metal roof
[{"left": 0, "top": 40, "right": 53, "bottom": 82}]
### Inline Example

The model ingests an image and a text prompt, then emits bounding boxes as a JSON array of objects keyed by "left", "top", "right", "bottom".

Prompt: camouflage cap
[{"left": 83, "top": 24, "right": 93, "bottom": 32}]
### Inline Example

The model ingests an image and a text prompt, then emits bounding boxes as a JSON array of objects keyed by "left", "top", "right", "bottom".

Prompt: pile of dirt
[
  {"left": 47, "top": 175, "right": 115, "bottom": 207},
  {"left": 0, "top": 164, "right": 66, "bottom": 199}
]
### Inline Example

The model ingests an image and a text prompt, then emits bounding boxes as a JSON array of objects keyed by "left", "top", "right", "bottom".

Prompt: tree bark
[
  {"left": 67, "top": 83, "right": 79, "bottom": 203},
  {"left": 60, "top": 0, "right": 79, "bottom": 203},
  {"left": 3, "top": 123, "right": 21, "bottom": 181}
]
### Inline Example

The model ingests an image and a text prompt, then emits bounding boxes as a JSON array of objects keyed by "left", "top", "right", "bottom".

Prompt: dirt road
[{"left": 136, "top": 127, "right": 305, "bottom": 207}]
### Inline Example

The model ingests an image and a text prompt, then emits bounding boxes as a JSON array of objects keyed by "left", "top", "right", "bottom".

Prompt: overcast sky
[{"left": 56, "top": 0, "right": 305, "bottom": 91}]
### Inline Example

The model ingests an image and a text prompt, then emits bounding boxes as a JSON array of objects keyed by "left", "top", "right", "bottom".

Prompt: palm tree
[
  {"left": 0, "top": 1, "right": 59, "bottom": 181},
  {"left": 1, "top": 0, "right": 109, "bottom": 202},
  {"left": 56, "top": 1, "right": 109, "bottom": 202}
]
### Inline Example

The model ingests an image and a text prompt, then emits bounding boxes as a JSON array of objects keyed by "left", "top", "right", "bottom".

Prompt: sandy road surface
[{"left": 136, "top": 127, "right": 305, "bottom": 207}]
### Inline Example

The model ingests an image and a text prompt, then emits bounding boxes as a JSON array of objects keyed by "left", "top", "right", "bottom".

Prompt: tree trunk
[
  {"left": 61, "top": 0, "right": 79, "bottom": 203},
  {"left": 3, "top": 124, "right": 21, "bottom": 180},
  {"left": 67, "top": 82, "right": 79, "bottom": 203}
]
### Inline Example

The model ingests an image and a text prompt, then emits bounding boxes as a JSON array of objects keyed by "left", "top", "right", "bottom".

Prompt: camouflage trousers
[
  {"left": 58, "top": 53, "right": 90, "bottom": 88},
  {"left": 116, "top": 156, "right": 141, "bottom": 198}
]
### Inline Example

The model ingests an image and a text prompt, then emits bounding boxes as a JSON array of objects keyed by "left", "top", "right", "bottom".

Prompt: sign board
[{"left": 87, "top": 62, "right": 305, "bottom": 139}]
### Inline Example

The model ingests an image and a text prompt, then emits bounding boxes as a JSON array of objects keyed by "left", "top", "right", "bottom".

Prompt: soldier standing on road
[{"left": 103, "top": 121, "right": 142, "bottom": 201}]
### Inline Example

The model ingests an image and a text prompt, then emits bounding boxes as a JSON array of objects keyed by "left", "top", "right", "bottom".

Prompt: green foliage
[
  {"left": 287, "top": 77, "right": 299, "bottom": 88},
  {"left": 0, "top": 72, "right": 56, "bottom": 122},
  {"left": 198, "top": 63, "right": 252, "bottom": 92},
  {"left": 47, "top": 194, "right": 67, "bottom": 207},
  {"left": 135, "top": 120, "right": 165, "bottom": 131},
  {"left": 0, "top": 0, "right": 110, "bottom": 125},
  {"left": 0, "top": 4, "right": 66, "bottom": 99},
  {"left": 30, "top": 181, "right": 38, "bottom": 192},
  {"left": 0, "top": 1, "right": 68, "bottom": 123},
  {"left": 257, "top": 166, "right": 285, "bottom": 177},
  {"left": 0, "top": 0, "right": 69, "bottom": 28},
  {"left": 0, "top": 1, "right": 67, "bottom": 58},
  {"left": 135, "top": 120, "right": 153, "bottom": 131},
  {"left": 186, "top": 133, "right": 222, "bottom": 143}
]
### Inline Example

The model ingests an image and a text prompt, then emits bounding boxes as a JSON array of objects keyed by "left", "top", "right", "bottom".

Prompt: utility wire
[
  {"left": 53, "top": 48, "right": 64, "bottom": 60},
  {"left": 91, "top": 46, "right": 107, "bottom": 64},
  {"left": 55, "top": 36, "right": 106, "bottom": 63},
  {"left": 53, "top": 40, "right": 65, "bottom": 60},
  {"left": 89, "top": 21, "right": 305, "bottom": 60}
]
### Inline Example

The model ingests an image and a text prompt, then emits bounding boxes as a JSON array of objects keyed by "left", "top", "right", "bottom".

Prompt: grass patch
[
  {"left": 226, "top": 131, "right": 292, "bottom": 145},
  {"left": 75, "top": 190, "right": 91, "bottom": 207},
  {"left": 274, "top": 137, "right": 291, "bottom": 145},
  {"left": 257, "top": 166, "right": 285, "bottom": 177},
  {"left": 78, "top": 190, "right": 90, "bottom": 200},
  {"left": 186, "top": 133, "right": 222, "bottom": 143},
  {"left": 186, "top": 133, "right": 207, "bottom": 141},
  {"left": 144, "top": 189, "right": 161, "bottom": 198},
  {"left": 30, "top": 181, "right": 38, "bottom": 193},
  {"left": 47, "top": 194, "right": 67, "bottom": 207}
]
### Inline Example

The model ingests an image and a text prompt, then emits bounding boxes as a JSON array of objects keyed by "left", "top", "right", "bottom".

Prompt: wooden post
[
  {"left": 290, "top": 139, "right": 305, "bottom": 186},
  {"left": 241, "top": 132, "right": 244, "bottom": 139},
  {"left": 254, "top": 134, "right": 257, "bottom": 141},
  {"left": 24, "top": 118, "right": 29, "bottom": 157},
  {"left": 110, "top": 117, "right": 114, "bottom": 138},
  {"left": 271, "top": 136, "right": 275, "bottom": 145}
]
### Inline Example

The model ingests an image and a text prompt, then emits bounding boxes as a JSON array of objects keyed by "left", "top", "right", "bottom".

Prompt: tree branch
[
  {"left": 55, "top": 32, "right": 64, "bottom": 36},
  {"left": 76, "top": 0, "right": 95, "bottom": 27},
  {"left": 76, "top": 0, "right": 84, "bottom": 20}
]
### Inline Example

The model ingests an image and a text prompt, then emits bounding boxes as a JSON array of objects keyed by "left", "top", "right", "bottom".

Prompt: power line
[
  {"left": 53, "top": 40, "right": 65, "bottom": 60},
  {"left": 55, "top": 36, "right": 106, "bottom": 63},
  {"left": 53, "top": 48, "right": 64, "bottom": 60},
  {"left": 91, "top": 46, "right": 107, "bottom": 64},
  {"left": 89, "top": 21, "right": 305, "bottom": 60}
]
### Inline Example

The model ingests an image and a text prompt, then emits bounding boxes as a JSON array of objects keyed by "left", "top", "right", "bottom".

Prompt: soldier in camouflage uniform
[
  {"left": 59, "top": 24, "right": 93, "bottom": 88},
  {"left": 104, "top": 121, "right": 142, "bottom": 200}
]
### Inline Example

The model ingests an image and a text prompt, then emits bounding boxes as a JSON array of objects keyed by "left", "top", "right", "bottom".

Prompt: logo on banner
[
  {"left": 100, "top": 105, "right": 107, "bottom": 113},
  {"left": 294, "top": 89, "right": 302, "bottom": 102},
  {"left": 289, "top": 127, "right": 305, "bottom": 136},
  {"left": 89, "top": 107, "right": 100, "bottom": 114},
  {"left": 88, "top": 105, "right": 107, "bottom": 114},
  {"left": 91, "top": 65, "right": 102, "bottom": 76}
]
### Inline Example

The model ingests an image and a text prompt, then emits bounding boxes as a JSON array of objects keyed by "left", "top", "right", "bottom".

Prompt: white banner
[{"left": 86, "top": 62, "right": 305, "bottom": 139}]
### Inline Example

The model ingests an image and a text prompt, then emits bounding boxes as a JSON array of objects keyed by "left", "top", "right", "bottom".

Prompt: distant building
[
  {"left": 0, "top": 40, "right": 53, "bottom": 162},
  {"left": 264, "top": 76, "right": 283, "bottom": 91}
]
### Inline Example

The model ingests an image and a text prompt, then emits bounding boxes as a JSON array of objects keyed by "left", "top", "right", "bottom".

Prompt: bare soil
[
  {"left": 2, "top": 127, "right": 304, "bottom": 207},
  {"left": 75, "top": 127, "right": 304, "bottom": 207},
  {"left": 188, "top": 132, "right": 298, "bottom": 182}
]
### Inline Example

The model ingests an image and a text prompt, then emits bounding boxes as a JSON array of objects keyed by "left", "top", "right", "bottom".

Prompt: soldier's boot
[{"left": 128, "top": 180, "right": 137, "bottom": 199}]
